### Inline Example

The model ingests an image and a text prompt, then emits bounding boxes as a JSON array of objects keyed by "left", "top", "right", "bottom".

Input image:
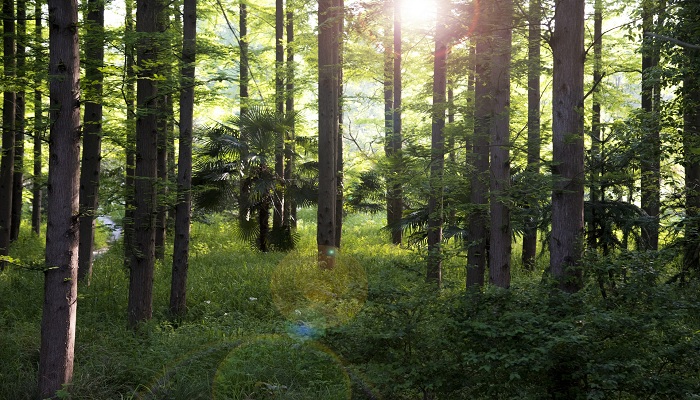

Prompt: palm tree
[{"left": 193, "top": 106, "right": 298, "bottom": 251}]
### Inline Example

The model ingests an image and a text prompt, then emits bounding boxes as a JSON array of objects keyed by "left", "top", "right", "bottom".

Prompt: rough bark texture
[
  {"left": 427, "top": 0, "right": 448, "bottom": 286},
  {"left": 488, "top": 0, "right": 513, "bottom": 288},
  {"left": 522, "top": 0, "right": 541, "bottom": 269},
  {"left": 317, "top": 0, "right": 339, "bottom": 263},
  {"left": 154, "top": 4, "right": 171, "bottom": 261},
  {"left": 274, "top": 0, "right": 285, "bottom": 233},
  {"left": 683, "top": 53, "right": 700, "bottom": 273},
  {"left": 31, "top": 0, "right": 43, "bottom": 236},
  {"left": 549, "top": 0, "right": 585, "bottom": 293},
  {"left": 123, "top": 0, "right": 136, "bottom": 270},
  {"left": 38, "top": 1, "right": 81, "bottom": 396},
  {"left": 11, "top": 0, "right": 26, "bottom": 243},
  {"left": 238, "top": 2, "right": 250, "bottom": 225},
  {"left": 640, "top": 0, "right": 662, "bottom": 251},
  {"left": 386, "top": 0, "right": 403, "bottom": 245},
  {"left": 128, "top": 0, "right": 161, "bottom": 328},
  {"left": 284, "top": 3, "right": 296, "bottom": 230},
  {"left": 467, "top": 3, "right": 491, "bottom": 289},
  {"left": 78, "top": 0, "right": 105, "bottom": 284},
  {"left": 170, "top": 0, "right": 196, "bottom": 316},
  {"left": 335, "top": 0, "right": 344, "bottom": 250},
  {"left": 0, "top": 0, "right": 16, "bottom": 268},
  {"left": 588, "top": 0, "right": 602, "bottom": 251}
]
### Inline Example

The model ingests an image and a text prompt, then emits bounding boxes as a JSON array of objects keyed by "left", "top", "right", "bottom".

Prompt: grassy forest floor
[{"left": 2, "top": 209, "right": 700, "bottom": 399}]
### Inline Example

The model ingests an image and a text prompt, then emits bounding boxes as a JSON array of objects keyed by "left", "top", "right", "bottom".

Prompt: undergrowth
[{"left": 1, "top": 209, "right": 699, "bottom": 399}]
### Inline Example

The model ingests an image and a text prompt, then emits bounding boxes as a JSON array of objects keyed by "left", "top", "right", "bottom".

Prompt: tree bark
[
  {"left": 335, "top": 0, "right": 344, "bottom": 249},
  {"left": 31, "top": 0, "right": 43, "bottom": 236},
  {"left": 386, "top": 0, "right": 403, "bottom": 245},
  {"left": 0, "top": 0, "right": 16, "bottom": 268},
  {"left": 170, "top": 0, "right": 196, "bottom": 316},
  {"left": 522, "top": 0, "right": 541, "bottom": 269},
  {"left": 128, "top": 0, "right": 161, "bottom": 328},
  {"left": 549, "top": 0, "right": 585, "bottom": 293},
  {"left": 11, "top": 0, "right": 26, "bottom": 243},
  {"left": 239, "top": 1, "right": 251, "bottom": 225},
  {"left": 284, "top": 2, "right": 296, "bottom": 230},
  {"left": 317, "top": 0, "right": 340, "bottom": 266},
  {"left": 427, "top": 0, "right": 448, "bottom": 286},
  {"left": 274, "top": 0, "right": 285, "bottom": 234},
  {"left": 155, "top": 4, "right": 171, "bottom": 261},
  {"left": 123, "top": 0, "right": 136, "bottom": 270},
  {"left": 78, "top": 0, "right": 105, "bottom": 284},
  {"left": 488, "top": 0, "right": 513, "bottom": 288},
  {"left": 38, "top": 0, "right": 81, "bottom": 396},
  {"left": 588, "top": 0, "right": 602, "bottom": 251}
]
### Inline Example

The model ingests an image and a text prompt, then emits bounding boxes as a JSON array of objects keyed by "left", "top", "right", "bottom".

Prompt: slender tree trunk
[
  {"left": 274, "top": 0, "right": 285, "bottom": 234},
  {"left": 128, "top": 0, "right": 161, "bottom": 328},
  {"left": 170, "top": 0, "right": 196, "bottom": 316},
  {"left": 284, "top": 3, "right": 296, "bottom": 230},
  {"left": 683, "top": 48, "right": 700, "bottom": 274},
  {"left": 239, "top": 1, "right": 251, "bottom": 225},
  {"left": 31, "top": 0, "right": 43, "bottom": 236},
  {"left": 522, "top": 0, "right": 541, "bottom": 269},
  {"left": 427, "top": 0, "right": 448, "bottom": 286},
  {"left": 588, "top": 0, "right": 602, "bottom": 251},
  {"left": 335, "top": 0, "right": 344, "bottom": 249},
  {"left": 11, "top": 0, "right": 26, "bottom": 243},
  {"left": 549, "top": 0, "right": 585, "bottom": 293},
  {"left": 640, "top": 0, "right": 661, "bottom": 251},
  {"left": 467, "top": 10, "right": 491, "bottom": 288},
  {"left": 0, "top": 0, "right": 16, "bottom": 268},
  {"left": 318, "top": 0, "right": 339, "bottom": 267},
  {"left": 123, "top": 0, "right": 136, "bottom": 270},
  {"left": 78, "top": 0, "right": 105, "bottom": 284},
  {"left": 154, "top": 5, "right": 171, "bottom": 260},
  {"left": 488, "top": 0, "right": 513, "bottom": 288},
  {"left": 38, "top": 1, "right": 81, "bottom": 396},
  {"left": 383, "top": 0, "right": 394, "bottom": 237},
  {"left": 386, "top": 0, "right": 403, "bottom": 245}
]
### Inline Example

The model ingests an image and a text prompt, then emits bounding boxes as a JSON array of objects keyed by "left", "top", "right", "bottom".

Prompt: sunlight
[{"left": 398, "top": 0, "right": 438, "bottom": 28}]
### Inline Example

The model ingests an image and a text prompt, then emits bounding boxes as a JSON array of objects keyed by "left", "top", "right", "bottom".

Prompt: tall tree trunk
[
  {"left": 128, "top": 0, "right": 161, "bottom": 328},
  {"left": 0, "top": 0, "right": 16, "bottom": 268},
  {"left": 386, "top": 0, "right": 403, "bottom": 245},
  {"left": 335, "top": 0, "right": 344, "bottom": 250},
  {"left": 284, "top": 2, "right": 296, "bottom": 230},
  {"left": 683, "top": 41, "right": 700, "bottom": 274},
  {"left": 38, "top": 0, "right": 81, "bottom": 395},
  {"left": 522, "top": 0, "right": 541, "bottom": 269},
  {"left": 11, "top": 0, "right": 26, "bottom": 243},
  {"left": 123, "top": 0, "right": 136, "bottom": 270},
  {"left": 78, "top": 0, "right": 105, "bottom": 284},
  {"left": 31, "top": 0, "right": 43, "bottom": 236},
  {"left": 588, "top": 0, "right": 603, "bottom": 252},
  {"left": 640, "top": 0, "right": 661, "bottom": 251},
  {"left": 383, "top": 0, "right": 393, "bottom": 238},
  {"left": 488, "top": 0, "right": 513, "bottom": 288},
  {"left": 317, "top": 0, "right": 339, "bottom": 267},
  {"left": 549, "top": 0, "right": 585, "bottom": 293},
  {"left": 170, "top": 0, "right": 196, "bottom": 316},
  {"left": 427, "top": 0, "right": 448, "bottom": 286},
  {"left": 274, "top": 0, "right": 285, "bottom": 234},
  {"left": 239, "top": 1, "right": 251, "bottom": 225},
  {"left": 467, "top": 7, "right": 491, "bottom": 289},
  {"left": 154, "top": 5, "right": 171, "bottom": 260}
]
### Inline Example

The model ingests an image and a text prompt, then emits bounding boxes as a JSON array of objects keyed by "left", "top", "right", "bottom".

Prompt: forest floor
[{"left": 1, "top": 209, "right": 700, "bottom": 399}]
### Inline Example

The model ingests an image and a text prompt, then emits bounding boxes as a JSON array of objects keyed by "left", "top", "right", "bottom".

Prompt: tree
[
  {"left": 488, "top": 0, "right": 513, "bottom": 288},
  {"left": 170, "top": 0, "right": 196, "bottom": 316},
  {"left": 128, "top": 0, "right": 163, "bottom": 328},
  {"left": 0, "top": 0, "right": 16, "bottom": 269},
  {"left": 10, "top": 0, "right": 26, "bottom": 242},
  {"left": 123, "top": 0, "right": 136, "bottom": 270},
  {"left": 522, "top": 0, "right": 541, "bottom": 269},
  {"left": 549, "top": 0, "right": 585, "bottom": 293},
  {"left": 274, "top": 0, "right": 285, "bottom": 234},
  {"left": 31, "top": 0, "right": 43, "bottom": 236},
  {"left": 588, "top": 0, "right": 603, "bottom": 250},
  {"left": 427, "top": 0, "right": 448, "bottom": 286},
  {"left": 38, "top": 0, "right": 81, "bottom": 395},
  {"left": 318, "top": 0, "right": 341, "bottom": 266},
  {"left": 385, "top": 0, "right": 403, "bottom": 245},
  {"left": 284, "top": 0, "right": 296, "bottom": 230},
  {"left": 78, "top": 0, "right": 105, "bottom": 284}
]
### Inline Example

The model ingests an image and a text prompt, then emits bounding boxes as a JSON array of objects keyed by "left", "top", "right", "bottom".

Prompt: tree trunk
[
  {"left": 123, "top": 0, "right": 136, "bottom": 270},
  {"left": 427, "top": 0, "right": 448, "bottom": 286},
  {"left": 522, "top": 0, "right": 541, "bottom": 269},
  {"left": 683, "top": 46, "right": 700, "bottom": 274},
  {"left": 274, "top": 0, "right": 285, "bottom": 234},
  {"left": 317, "top": 0, "right": 339, "bottom": 267},
  {"left": 467, "top": 9, "right": 491, "bottom": 289},
  {"left": 239, "top": 1, "right": 251, "bottom": 225},
  {"left": 640, "top": 0, "right": 661, "bottom": 251},
  {"left": 588, "top": 0, "right": 602, "bottom": 251},
  {"left": 78, "top": 0, "right": 105, "bottom": 284},
  {"left": 170, "top": 0, "right": 196, "bottom": 316},
  {"left": 155, "top": 4, "right": 171, "bottom": 261},
  {"left": 488, "top": 0, "right": 513, "bottom": 288},
  {"left": 0, "top": 0, "right": 16, "bottom": 269},
  {"left": 31, "top": 0, "right": 43, "bottom": 236},
  {"left": 549, "top": 0, "right": 585, "bottom": 293},
  {"left": 128, "top": 0, "right": 161, "bottom": 328},
  {"left": 284, "top": 2, "right": 296, "bottom": 230},
  {"left": 386, "top": 0, "right": 403, "bottom": 245},
  {"left": 335, "top": 0, "right": 344, "bottom": 250},
  {"left": 11, "top": 0, "right": 26, "bottom": 243},
  {"left": 38, "top": 1, "right": 81, "bottom": 396}
]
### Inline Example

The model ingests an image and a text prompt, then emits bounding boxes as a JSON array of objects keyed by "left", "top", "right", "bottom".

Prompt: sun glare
[{"left": 399, "top": 0, "right": 437, "bottom": 27}]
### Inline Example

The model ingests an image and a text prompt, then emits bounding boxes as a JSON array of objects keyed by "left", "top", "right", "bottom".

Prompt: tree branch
[{"left": 645, "top": 32, "right": 700, "bottom": 50}]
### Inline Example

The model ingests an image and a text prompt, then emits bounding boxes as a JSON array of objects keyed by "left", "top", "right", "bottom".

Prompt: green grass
[{"left": 2, "top": 209, "right": 700, "bottom": 399}]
